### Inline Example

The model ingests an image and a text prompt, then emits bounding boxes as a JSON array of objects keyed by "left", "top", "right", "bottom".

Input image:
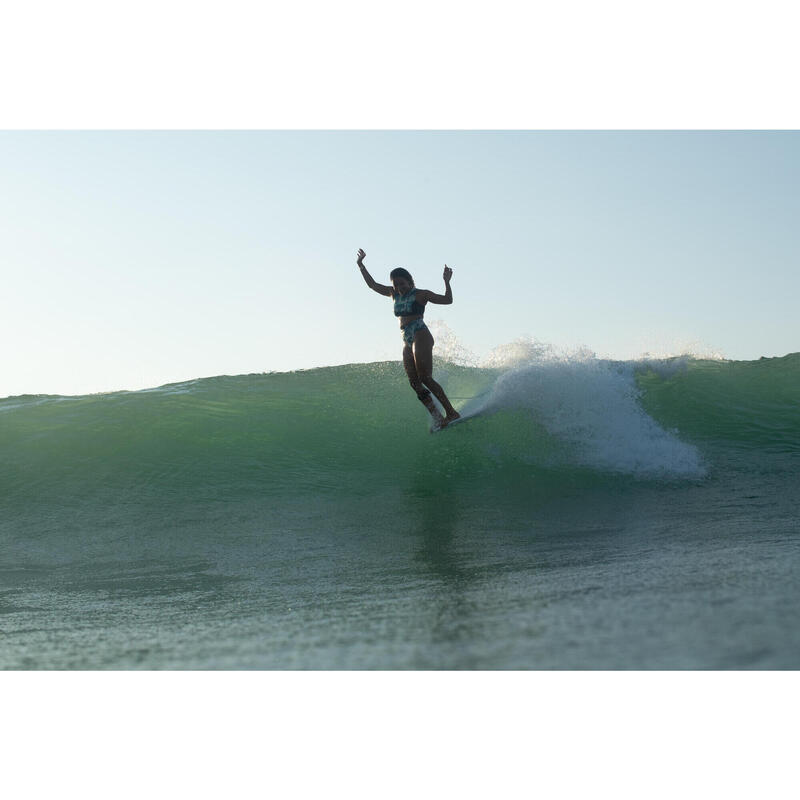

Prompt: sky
[{"left": 2, "top": 130, "right": 799, "bottom": 397}]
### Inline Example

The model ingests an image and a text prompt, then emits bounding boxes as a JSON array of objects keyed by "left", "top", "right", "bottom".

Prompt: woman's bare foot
[
  {"left": 429, "top": 411, "right": 446, "bottom": 432},
  {"left": 430, "top": 411, "right": 462, "bottom": 432}
]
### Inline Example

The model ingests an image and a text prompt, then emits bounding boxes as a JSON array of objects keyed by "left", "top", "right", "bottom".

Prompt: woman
[{"left": 357, "top": 248, "right": 461, "bottom": 429}]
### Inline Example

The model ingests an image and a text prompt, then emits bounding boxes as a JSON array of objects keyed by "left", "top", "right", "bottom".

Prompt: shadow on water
[
  {"left": 400, "top": 463, "right": 492, "bottom": 657},
  {"left": 408, "top": 482, "right": 464, "bottom": 581}
]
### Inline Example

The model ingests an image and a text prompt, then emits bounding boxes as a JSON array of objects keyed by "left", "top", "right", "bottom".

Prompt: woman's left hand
[{"left": 443, "top": 264, "right": 453, "bottom": 283}]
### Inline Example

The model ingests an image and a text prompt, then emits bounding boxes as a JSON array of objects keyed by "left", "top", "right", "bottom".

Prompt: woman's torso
[{"left": 393, "top": 289, "right": 426, "bottom": 327}]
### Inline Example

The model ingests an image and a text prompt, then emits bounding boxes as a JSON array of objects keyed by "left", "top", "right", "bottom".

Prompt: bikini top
[{"left": 393, "top": 288, "right": 425, "bottom": 317}]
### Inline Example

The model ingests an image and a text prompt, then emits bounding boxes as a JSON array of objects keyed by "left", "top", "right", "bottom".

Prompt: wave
[
  {"left": 3, "top": 348, "right": 797, "bottom": 513},
  {"left": 636, "top": 351, "right": 800, "bottom": 453}
]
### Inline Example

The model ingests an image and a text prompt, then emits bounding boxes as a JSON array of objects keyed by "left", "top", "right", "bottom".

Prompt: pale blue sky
[{"left": 2, "top": 131, "right": 798, "bottom": 397}]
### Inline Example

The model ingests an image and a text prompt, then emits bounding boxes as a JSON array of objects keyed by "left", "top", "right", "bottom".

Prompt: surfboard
[{"left": 430, "top": 411, "right": 480, "bottom": 433}]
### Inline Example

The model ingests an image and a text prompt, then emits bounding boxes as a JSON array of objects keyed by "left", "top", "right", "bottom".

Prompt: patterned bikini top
[{"left": 393, "top": 288, "right": 425, "bottom": 317}]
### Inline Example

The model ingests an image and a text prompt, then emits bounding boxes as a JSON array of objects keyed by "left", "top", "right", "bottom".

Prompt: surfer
[{"left": 357, "top": 248, "right": 461, "bottom": 429}]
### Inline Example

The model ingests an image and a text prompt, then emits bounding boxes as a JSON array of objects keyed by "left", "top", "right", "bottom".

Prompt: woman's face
[{"left": 392, "top": 277, "right": 412, "bottom": 295}]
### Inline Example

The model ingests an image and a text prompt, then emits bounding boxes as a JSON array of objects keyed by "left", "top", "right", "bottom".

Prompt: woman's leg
[
  {"left": 412, "top": 327, "right": 461, "bottom": 421},
  {"left": 403, "top": 344, "right": 444, "bottom": 424}
]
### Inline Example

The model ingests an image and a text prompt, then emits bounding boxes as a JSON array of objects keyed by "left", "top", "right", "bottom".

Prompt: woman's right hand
[{"left": 357, "top": 248, "right": 366, "bottom": 267}]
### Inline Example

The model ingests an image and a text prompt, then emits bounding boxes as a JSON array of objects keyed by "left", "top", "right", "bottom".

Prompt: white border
[
  {"left": 3, "top": 672, "right": 798, "bottom": 799},
  {"left": 1, "top": 1, "right": 799, "bottom": 128}
]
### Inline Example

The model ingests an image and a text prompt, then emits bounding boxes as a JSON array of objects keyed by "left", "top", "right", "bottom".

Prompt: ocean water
[{"left": 2, "top": 349, "right": 798, "bottom": 669}]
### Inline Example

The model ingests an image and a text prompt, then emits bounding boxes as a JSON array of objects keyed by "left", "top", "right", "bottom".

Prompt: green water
[{"left": 1, "top": 355, "right": 798, "bottom": 668}]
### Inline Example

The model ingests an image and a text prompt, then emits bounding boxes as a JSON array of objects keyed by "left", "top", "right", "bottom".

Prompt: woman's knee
[{"left": 416, "top": 367, "right": 433, "bottom": 384}]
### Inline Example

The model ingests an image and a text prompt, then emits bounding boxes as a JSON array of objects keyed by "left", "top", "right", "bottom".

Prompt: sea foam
[{"left": 457, "top": 336, "right": 707, "bottom": 478}]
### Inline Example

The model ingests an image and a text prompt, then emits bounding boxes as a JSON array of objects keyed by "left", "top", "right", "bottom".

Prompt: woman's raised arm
[
  {"left": 418, "top": 264, "right": 454, "bottom": 305},
  {"left": 357, "top": 248, "right": 393, "bottom": 297}
]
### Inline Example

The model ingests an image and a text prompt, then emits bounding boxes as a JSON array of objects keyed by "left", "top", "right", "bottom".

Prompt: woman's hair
[{"left": 389, "top": 267, "right": 415, "bottom": 287}]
